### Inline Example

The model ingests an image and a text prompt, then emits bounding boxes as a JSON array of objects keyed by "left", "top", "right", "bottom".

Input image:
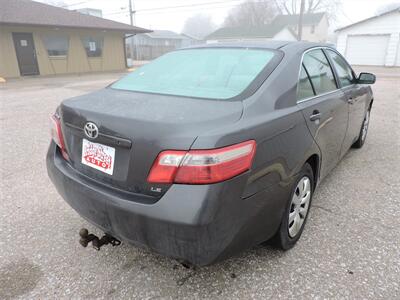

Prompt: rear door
[
  {"left": 324, "top": 49, "right": 367, "bottom": 154},
  {"left": 12, "top": 33, "right": 40, "bottom": 76},
  {"left": 297, "top": 48, "right": 349, "bottom": 179}
]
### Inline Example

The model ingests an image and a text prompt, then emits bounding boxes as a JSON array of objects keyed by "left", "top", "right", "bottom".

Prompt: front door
[
  {"left": 324, "top": 49, "right": 368, "bottom": 155},
  {"left": 338, "top": 84, "right": 367, "bottom": 153},
  {"left": 12, "top": 33, "right": 39, "bottom": 76}
]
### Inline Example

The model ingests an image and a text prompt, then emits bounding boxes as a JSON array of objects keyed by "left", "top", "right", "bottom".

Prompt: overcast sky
[{"left": 36, "top": 0, "right": 399, "bottom": 32}]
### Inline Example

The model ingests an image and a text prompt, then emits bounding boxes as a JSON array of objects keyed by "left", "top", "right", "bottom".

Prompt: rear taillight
[
  {"left": 50, "top": 113, "right": 69, "bottom": 160},
  {"left": 147, "top": 140, "right": 256, "bottom": 184}
]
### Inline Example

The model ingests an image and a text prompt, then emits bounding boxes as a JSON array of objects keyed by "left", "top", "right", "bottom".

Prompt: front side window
[
  {"left": 302, "top": 49, "right": 337, "bottom": 95},
  {"left": 111, "top": 48, "right": 278, "bottom": 100},
  {"left": 42, "top": 35, "right": 69, "bottom": 57},
  {"left": 326, "top": 49, "right": 355, "bottom": 87},
  {"left": 81, "top": 37, "right": 103, "bottom": 57},
  {"left": 297, "top": 64, "right": 315, "bottom": 101}
]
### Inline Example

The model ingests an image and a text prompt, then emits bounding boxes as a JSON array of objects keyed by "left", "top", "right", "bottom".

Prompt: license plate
[{"left": 81, "top": 139, "right": 115, "bottom": 175}]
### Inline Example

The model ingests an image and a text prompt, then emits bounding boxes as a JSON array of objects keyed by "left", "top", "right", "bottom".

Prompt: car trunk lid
[{"left": 59, "top": 88, "right": 243, "bottom": 198}]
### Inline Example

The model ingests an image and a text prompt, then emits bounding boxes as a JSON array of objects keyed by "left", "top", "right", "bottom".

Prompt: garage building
[
  {"left": 0, "top": 0, "right": 150, "bottom": 78},
  {"left": 336, "top": 8, "right": 400, "bottom": 66}
]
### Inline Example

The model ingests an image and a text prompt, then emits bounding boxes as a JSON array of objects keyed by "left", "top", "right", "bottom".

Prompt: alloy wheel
[{"left": 288, "top": 176, "right": 311, "bottom": 238}]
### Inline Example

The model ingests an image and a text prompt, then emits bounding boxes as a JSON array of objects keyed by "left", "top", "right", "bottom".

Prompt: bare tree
[
  {"left": 274, "top": 0, "right": 342, "bottom": 20},
  {"left": 375, "top": 2, "right": 400, "bottom": 15},
  {"left": 224, "top": 0, "right": 279, "bottom": 27},
  {"left": 182, "top": 14, "right": 217, "bottom": 39}
]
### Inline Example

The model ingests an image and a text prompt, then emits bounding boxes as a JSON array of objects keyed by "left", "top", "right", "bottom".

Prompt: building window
[
  {"left": 310, "top": 25, "right": 316, "bottom": 34},
  {"left": 42, "top": 35, "right": 69, "bottom": 57},
  {"left": 81, "top": 37, "right": 103, "bottom": 57}
]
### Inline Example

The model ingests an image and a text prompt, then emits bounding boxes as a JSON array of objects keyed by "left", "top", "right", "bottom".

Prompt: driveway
[{"left": 1, "top": 69, "right": 399, "bottom": 299}]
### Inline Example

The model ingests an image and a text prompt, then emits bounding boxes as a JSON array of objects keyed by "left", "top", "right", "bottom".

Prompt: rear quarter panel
[{"left": 192, "top": 47, "right": 321, "bottom": 198}]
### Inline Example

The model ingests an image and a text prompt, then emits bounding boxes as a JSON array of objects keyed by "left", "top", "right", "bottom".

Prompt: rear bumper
[{"left": 47, "top": 143, "right": 290, "bottom": 265}]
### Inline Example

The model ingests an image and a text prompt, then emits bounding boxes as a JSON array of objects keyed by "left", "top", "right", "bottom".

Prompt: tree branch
[
  {"left": 273, "top": 0, "right": 284, "bottom": 14},
  {"left": 283, "top": 2, "right": 292, "bottom": 14},
  {"left": 310, "top": 0, "right": 323, "bottom": 12}
]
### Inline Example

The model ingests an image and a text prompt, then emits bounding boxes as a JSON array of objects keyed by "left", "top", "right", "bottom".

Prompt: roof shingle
[
  {"left": 144, "top": 30, "right": 187, "bottom": 40},
  {"left": 206, "top": 24, "right": 285, "bottom": 40},
  {"left": 271, "top": 13, "right": 325, "bottom": 28},
  {"left": 0, "top": 0, "right": 150, "bottom": 33}
]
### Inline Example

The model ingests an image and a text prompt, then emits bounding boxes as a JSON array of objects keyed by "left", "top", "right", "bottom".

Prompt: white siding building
[
  {"left": 336, "top": 8, "right": 400, "bottom": 66},
  {"left": 206, "top": 13, "right": 328, "bottom": 44}
]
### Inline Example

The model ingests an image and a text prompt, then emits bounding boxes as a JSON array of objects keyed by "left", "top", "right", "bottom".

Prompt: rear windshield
[{"left": 111, "top": 48, "right": 277, "bottom": 100}]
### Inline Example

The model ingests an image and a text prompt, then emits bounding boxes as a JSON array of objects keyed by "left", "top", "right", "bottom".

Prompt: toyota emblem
[{"left": 84, "top": 122, "right": 99, "bottom": 139}]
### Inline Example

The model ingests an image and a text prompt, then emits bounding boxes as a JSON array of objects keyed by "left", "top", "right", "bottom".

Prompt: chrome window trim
[
  {"left": 296, "top": 46, "right": 342, "bottom": 104},
  {"left": 297, "top": 89, "right": 343, "bottom": 104}
]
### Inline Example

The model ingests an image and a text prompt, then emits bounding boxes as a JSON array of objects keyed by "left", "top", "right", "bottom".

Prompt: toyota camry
[{"left": 47, "top": 41, "right": 375, "bottom": 266}]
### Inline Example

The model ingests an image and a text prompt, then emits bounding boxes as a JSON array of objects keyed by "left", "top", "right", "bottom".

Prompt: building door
[{"left": 12, "top": 33, "right": 39, "bottom": 76}]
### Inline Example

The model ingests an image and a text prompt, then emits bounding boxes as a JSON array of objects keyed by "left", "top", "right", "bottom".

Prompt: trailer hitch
[{"left": 79, "top": 228, "right": 121, "bottom": 250}]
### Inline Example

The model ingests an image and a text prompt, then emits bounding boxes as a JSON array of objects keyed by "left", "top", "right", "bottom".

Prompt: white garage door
[
  {"left": 396, "top": 37, "right": 400, "bottom": 66},
  {"left": 345, "top": 35, "right": 390, "bottom": 66}
]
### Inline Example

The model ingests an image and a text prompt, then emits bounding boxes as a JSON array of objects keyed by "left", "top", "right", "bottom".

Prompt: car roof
[{"left": 184, "top": 41, "right": 334, "bottom": 52}]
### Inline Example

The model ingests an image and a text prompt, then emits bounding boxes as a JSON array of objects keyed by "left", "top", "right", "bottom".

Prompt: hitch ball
[
  {"left": 79, "top": 228, "right": 90, "bottom": 247},
  {"left": 79, "top": 228, "right": 89, "bottom": 238}
]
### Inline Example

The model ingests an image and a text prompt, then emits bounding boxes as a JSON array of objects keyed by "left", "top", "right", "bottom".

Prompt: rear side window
[
  {"left": 326, "top": 49, "right": 355, "bottom": 87},
  {"left": 302, "top": 49, "right": 337, "bottom": 95},
  {"left": 111, "top": 48, "right": 277, "bottom": 100},
  {"left": 297, "top": 64, "right": 315, "bottom": 100}
]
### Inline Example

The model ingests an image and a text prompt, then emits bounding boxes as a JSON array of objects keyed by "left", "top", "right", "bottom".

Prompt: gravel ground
[{"left": 1, "top": 69, "right": 399, "bottom": 299}]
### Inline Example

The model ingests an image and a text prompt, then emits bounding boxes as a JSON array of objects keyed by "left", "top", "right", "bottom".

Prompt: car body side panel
[
  {"left": 298, "top": 90, "right": 349, "bottom": 179},
  {"left": 191, "top": 106, "right": 320, "bottom": 195},
  {"left": 340, "top": 84, "right": 373, "bottom": 154}
]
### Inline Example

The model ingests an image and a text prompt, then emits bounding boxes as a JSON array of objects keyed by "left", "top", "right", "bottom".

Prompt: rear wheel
[
  {"left": 273, "top": 163, "right": 314, "bottom": 250},
  {"left": 352, "top": 109, "right": 370, "bottom": 149}
]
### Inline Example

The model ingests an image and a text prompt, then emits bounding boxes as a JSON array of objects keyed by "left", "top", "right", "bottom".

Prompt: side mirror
[{"left": 357, "top": 72, "right": 376, "bottom": 84}]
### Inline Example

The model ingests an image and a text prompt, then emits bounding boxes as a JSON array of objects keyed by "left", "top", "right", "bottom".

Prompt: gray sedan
[{"left": 47, "top": 41, "right": 375, "bottom": 266}]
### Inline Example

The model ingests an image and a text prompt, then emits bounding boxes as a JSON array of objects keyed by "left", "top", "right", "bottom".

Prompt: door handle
[
  {"left": 348, "top": 97, "right": 355, "bottom": 104},
  {"left": 309, "top": 111, "right": 321, "bottom": 121}
]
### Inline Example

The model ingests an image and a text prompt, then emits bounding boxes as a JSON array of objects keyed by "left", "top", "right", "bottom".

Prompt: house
[
  {"left": 335, "top": 8, "right": 400, "bottom": 66},
  {"left": 0, "top": 0, "right": 150, "bottom": 78},
  {"left": 271, "top": 13, "right": 329, "bottom": 42},
  {"left": 128, "top": 30, "right": 201, "bottom": 60},
  {"left": 206, "top": 24, "right": 297, "bottom": 43},
  {"left": 180, "top": 33, "right": 204, "bottom": 48},
  {"left": 206, "top": 13, "right": 328, "bottom": 43}
]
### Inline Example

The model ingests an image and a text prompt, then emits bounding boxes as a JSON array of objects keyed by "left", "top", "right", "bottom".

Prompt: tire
[
  {"left": 352, "top": 108, "right": 371, "bottom": 149},
  {"left": 273, "top": 163, "right": 314, "bottom": 250}
]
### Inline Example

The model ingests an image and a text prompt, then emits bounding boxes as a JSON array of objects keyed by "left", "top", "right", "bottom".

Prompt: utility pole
[
  {"left": 128, "top": 0, "right": 137, "bottom": 61},
  {"left": 298, "top": 0, "right": 305, "bottom": 41},
  {"left": 128, "top": 0, "right": 135, "bottom": 26}
]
